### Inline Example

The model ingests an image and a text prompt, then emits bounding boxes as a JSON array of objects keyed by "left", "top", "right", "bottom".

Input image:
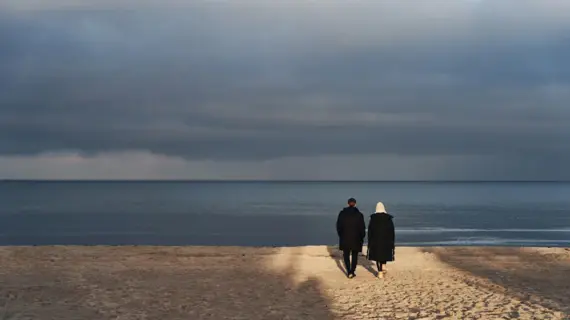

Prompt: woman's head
[{"left": 375, "top": 202, "right": 387, "bottom": 213}]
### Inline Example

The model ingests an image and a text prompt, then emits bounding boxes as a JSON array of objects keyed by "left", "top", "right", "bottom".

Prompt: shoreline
[
  {"left": 1, "top": 244, "right": 569, "bottom": 249},
  {"left": 1, "top": 246, "right": 569, "bottom": 319}
]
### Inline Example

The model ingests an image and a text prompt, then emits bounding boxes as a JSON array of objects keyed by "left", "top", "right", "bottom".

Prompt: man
[{"left": 336, "top": 197, "right": 366, "bottom": 278}]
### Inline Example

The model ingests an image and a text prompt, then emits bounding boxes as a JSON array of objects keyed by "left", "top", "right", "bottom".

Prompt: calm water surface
[{"left": 1, "top": 181, "right": 569, "bottom": 247}]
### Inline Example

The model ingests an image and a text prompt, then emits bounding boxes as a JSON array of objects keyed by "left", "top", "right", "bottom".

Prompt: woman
[{"left": 367, "top": 202, "right": 395, "bottom": 278}]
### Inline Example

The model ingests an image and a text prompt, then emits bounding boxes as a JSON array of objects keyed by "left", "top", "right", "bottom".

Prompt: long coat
[
  {"left": 336, "top": 206, "right": 366, "bottom": 252},
  {"left": 367, "top": 213, "right": 395, "bottom": 262}
]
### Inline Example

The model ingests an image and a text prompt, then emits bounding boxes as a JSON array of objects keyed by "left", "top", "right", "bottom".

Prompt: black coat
[
  {"left": 336, "top": 206, "right": 366, "bottom": 252},
  {"left": 366, "top": 213, "right": 395, "bottom": 262}
]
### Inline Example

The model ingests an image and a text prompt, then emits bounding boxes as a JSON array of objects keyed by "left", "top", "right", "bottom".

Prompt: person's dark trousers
[
  {"left": 376, "top": 261, "right": 387, "bottom": 272},
  {"left": 343, "top": 249, "right": 359, "bottom": 275}
]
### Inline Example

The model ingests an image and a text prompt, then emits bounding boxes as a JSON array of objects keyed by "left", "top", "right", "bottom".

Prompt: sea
[{"left": 1, "top": 181, "right": 569, "bottom": 247}]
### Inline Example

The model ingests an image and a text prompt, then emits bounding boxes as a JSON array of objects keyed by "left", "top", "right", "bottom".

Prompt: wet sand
[{"left": 1, "top": 246, "right": 569, "bottom": 319}]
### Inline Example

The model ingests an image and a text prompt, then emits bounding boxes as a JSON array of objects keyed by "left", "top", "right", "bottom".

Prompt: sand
[{"left": 1, "top": 246, "right": 569, "bottom": 320}]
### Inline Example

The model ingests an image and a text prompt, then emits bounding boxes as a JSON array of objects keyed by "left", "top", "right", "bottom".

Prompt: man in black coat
[{"left": 336, "top": 198, "right": 366, "bottom": 278}]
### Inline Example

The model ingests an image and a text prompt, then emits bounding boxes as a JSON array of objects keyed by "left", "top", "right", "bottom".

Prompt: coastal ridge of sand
[{"left": 1, "top": 246, "right": 569, "bottom": 319}]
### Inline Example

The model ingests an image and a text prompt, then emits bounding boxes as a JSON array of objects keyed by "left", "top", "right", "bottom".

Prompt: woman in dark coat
[{"left": 367, "top": 202, "right": 395, "bottom": 278}]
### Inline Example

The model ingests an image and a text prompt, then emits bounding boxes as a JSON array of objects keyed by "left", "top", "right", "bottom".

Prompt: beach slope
[{"left": 1, "top": 246, "right": 569, "bottom": 319}]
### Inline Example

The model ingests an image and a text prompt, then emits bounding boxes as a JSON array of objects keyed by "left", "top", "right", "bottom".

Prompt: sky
[{"left": 1, "top": 0, "right": 570, "bottom": 180}]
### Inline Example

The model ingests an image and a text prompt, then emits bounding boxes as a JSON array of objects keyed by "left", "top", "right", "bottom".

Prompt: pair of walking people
[{"left": 336, "top": 198, "right": 395, "bottom": 278}]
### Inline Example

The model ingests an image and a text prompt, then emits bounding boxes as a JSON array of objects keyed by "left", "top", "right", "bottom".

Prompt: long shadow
[
  {"left": 0, "top": 246, "right": 335, "bottom": 319},
  {"left": 327, "top": 246, "right": 347, "bottom": 275},
  {"left": 327, "top": 246, "right": 377, "bottom": 277},
  {"left": 422, "top": 247, "right": 570, "bottom": 315}
]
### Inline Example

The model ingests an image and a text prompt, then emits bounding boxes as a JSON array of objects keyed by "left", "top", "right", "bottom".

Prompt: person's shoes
[
  {"left": 377, "top": 272, "right": 384, "bottom": 279},
  {"left": 348, "top": 273, "right": 356, "bottom": 279}
]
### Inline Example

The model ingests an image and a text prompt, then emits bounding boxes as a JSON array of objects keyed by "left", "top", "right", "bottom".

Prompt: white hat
[{"left": 375, "top": 202, "right": 387, "bottom": 213}]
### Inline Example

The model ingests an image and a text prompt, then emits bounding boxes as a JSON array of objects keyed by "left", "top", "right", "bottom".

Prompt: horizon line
[{"left": 2, "top": 179, "right": 570, "bottom": 183}]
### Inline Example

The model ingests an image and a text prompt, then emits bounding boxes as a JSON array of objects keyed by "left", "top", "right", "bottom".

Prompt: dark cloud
[{"left": 1, "top": 1, "right": 570, "bottom": 178}]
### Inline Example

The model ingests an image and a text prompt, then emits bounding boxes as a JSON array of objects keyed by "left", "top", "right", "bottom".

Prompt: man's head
[{"left": 347, "top": 198, "right": 356, "bottom": 207}]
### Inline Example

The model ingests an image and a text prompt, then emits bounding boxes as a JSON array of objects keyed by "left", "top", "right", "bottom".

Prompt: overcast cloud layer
[{"left": 1, "top": 0, "right": 570, "bottom": 180}]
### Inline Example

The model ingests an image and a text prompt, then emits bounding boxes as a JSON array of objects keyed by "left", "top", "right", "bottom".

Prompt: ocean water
[{"left": 0, "top": 181, "right": 569, "bottom": 247}]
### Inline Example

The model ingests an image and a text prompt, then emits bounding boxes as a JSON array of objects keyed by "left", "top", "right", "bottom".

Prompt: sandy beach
[{"left": 1, "top": 246, "right": 569, "bottom": 320}]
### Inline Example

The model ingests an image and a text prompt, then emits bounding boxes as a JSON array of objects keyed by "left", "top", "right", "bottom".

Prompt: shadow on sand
[
  {"left": 422, "top": 247, "right": 570, "bottom": 315},
  {"left": 326, "top": 246, "right": 377, "bottom": 277},
  {"left": 0, "top": 246, "right": 335, "bottom": 320}
]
